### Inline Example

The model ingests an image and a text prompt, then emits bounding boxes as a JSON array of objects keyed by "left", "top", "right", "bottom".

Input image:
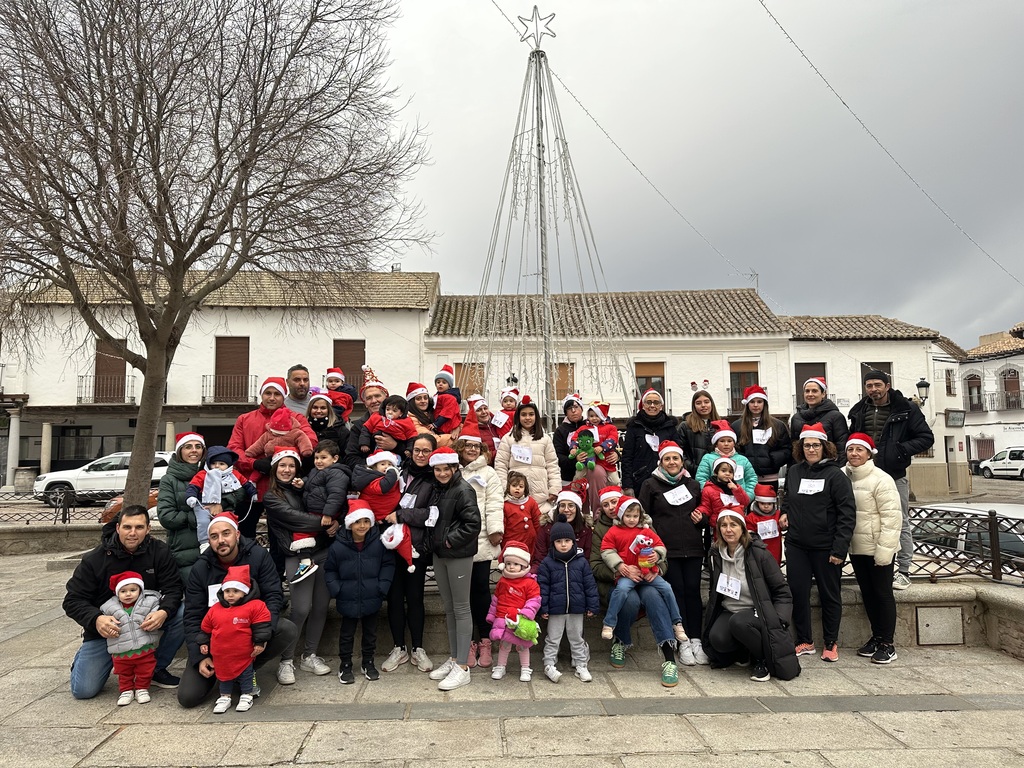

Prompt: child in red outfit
[
  {"left": 431, "top": 365, "right": 463, "bottom": 435},
  {"left": 324, "top": 368, "right": 355, "bottom": 422},
  {"left": 360, "top": 395, "right": 419, "bottom": 454},
  {"left": 198, "top": 564, "right": 272, "bottom": 715},
  {"left": 746, "top": 483, "right": 784, "bottom": 565},
  {"left": 245, "top": 408, "right": 315, "bottom": 482},
  {"left": 100, "top": 571, "right": 162, "bottom": 706},
  {"left": 695, "top": 456, "right": 752, "bottom": 533},
  {"left": 581, "top": 401, "right": 621, "bottom": 484},
  {"left": 502, "top": 471, "right": 540, "bottom": 553},
  {"left": 487, "top": 542, "right": 542, "bottom": 682},
  {"left": 351, "top": 450, "right": 401, "bottom": 522},
  {"left": 491, "top": 387, "right": 519, "bottom": 438}
]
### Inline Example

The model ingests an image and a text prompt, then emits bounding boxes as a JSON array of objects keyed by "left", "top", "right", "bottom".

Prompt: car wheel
[
  {"left": 1020, "top": 469, "right": 1024, "bottom": 481},
  {"left": 982, "top": 468, "right": 993, "bottom": 479},
  {"left": 44, "top": 482, "right": 75, "bottom": 508}
]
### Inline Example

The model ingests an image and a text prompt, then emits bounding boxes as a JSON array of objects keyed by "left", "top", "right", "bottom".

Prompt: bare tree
[{"left": 0, "top": 0, "right": 425, "bottom": 503}]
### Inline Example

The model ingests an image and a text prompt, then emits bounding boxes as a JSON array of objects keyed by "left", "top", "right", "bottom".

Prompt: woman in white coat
[
  {"left": 495, "top": 397, "right": 561, "bottom": 521},
  {"left": 844, "top": 433, "right": 903, "bottom": 665},
  {"left": 457, "top": 426, "right": 504, "bottom": 669}
]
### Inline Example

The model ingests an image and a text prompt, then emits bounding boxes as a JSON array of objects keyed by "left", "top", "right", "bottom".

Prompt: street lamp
[{"left": 916, "top": 378, "right": 931, "bottom": 404}]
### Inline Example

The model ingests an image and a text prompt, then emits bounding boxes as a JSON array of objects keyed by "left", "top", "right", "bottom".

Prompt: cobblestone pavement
[{"left": 3, "top": 553, "right": 1024, "bottom": 767}]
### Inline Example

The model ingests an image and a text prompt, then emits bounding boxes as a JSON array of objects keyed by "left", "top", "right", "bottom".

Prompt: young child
[
  {"left": 746, "top": 483, "right": 783, "bottom": 565},
  {"left": 185, "top": 446, "right": 257, "bottom": 553},
  {"left": 537, "top": 515, "right": 600, "bottom": 683},
  {"left": 491, "top": 386, "right": 519, "bottom": 438},
  {"left": 360, "top": 395, "right": 419, "bottom": 455},
  {"left": 694, "top": 420, "right": 757, "bottom": 498},
  {"left": 431, "top": 364, "right": 463, "bottom": 435},
  {"left": 324, "top": 368, "right": 355, "bottom": 422},
  {"left": 582, "top": 401, "right": 621, "bottom": 484},
  {"left": 695, "top": 456, "right": 752, "bottom": 533},
  {"left": 245, "top": 408, "right": 315, "bottom": 482},
  {"left": 488, "top": 541, "right": 542, "bottom": 681},
  {"left": 502, "top": 470, "right": 541, "bottom": 553},
  {"left": 198, "top": 564, "right": 272, "bottom": 714},
  {"left": 324, "top": 501, "right": 396, "bottom": 684},
  {"left": 351, "top": 449, "right": 401, "bottom": 522},
  {"left": 286, "top": 439, "right": 350, "bottom": 584},
  {"left": 600, "top": 496, "right": 689, "bottom": 643},
  {"left": 100, "top": 571, "right": 162, "bottom": 706}
]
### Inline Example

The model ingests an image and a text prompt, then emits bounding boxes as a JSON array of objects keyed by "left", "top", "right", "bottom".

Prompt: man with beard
[{"left": 283, "top": 364, "right": 312, "bottom": 414}]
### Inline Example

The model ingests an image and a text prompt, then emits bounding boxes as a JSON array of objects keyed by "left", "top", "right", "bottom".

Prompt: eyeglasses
[
  {"left": 412, "top": 448, "right": 433, "bottom": 455},
  {"left": 803, "top": 443, "right": 823, "bottom": 450},
  {"left": 643, "top": 400, "right": 661, "bottom": 406}
]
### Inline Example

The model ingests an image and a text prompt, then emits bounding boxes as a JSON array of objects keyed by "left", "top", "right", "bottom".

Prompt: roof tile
[{"left": 781, "top": 315, "right": 938, "bottom": 341}]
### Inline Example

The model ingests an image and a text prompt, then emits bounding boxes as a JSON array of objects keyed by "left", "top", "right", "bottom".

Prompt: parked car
[
  {"left": 101, "top": 488, "right": 161, "bottom": 524},
  {"left": 912, "top": 504, "right": 1024, "bottom": 571},
  {"left": 978, "top": 447, "right": 1024, "bottom": 479},
  {"left": 33, "top": 452, "right": 173, "bottom": 507}
]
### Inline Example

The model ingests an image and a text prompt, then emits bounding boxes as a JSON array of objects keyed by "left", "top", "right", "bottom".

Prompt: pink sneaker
[
  {"left": 794, "top": 643, "right": 816, "bottom": 657},
  {"left": 821, "top": 643, "right": 839, "bottom": 663},
  {"left": 477, "top": 639, "right": 493, "bottom": 668},
  {"left": 467, "top": 641, "right": 478, "bottom": 669}
]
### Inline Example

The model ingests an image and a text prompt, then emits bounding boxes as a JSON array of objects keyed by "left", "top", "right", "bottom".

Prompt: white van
[{"left": 979, "top": 446, "right": 1024, "bottom": 479}]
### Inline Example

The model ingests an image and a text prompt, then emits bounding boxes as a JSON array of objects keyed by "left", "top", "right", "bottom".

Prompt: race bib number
[
  {"left": 426, "top": 506, "right": 440, "bottom": 527},
  {"left": 719, "top": 492, "right": 737, "bottom": 507},
  {"left": 798, "top": 478, "right": 825, "bottom": 495},
  {"left": 207, "top": 584, "right": 222, "bottom": 607},
  {"left": 511, "top": 445, "right": 533, "bottom": 464},
  {"left": 716, "top": 573, "right": 742, "bottom": 599},
  {"left": 757, "top": 519, "right": 780, "bottom": 539},
  {"left": 752, "top": 428, "right": 771, "bottom": 445},
  {"left": 664, "top": 485, "right": 693, "bottom": 506},
  {"left": 490, "top": 411, "right": 509, "bottom": 428},
  {"left": 469, "top": 475, "right": 487, "bottom": 488},
  {"left": 733, "top": 465, "right": 744, "bottom": 480},
  {"left": 399, "top": 493, "right": 417, "bottom": 509},
  {"left": 645, "top": 434, "right": 660, "bottom": 451},
  {"left": 493, "top": 437, "right": 502, "bottom": 453}
]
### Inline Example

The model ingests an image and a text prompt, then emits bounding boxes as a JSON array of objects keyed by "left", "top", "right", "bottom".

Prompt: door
[
  {"left": 78, "top": 455, "right": 127, "bottom": 492},
  {"left": 214, "top": 337, "right": 250, "bottom": 403},
  {"left": 1008, "top": 449, "right": 1024, "bottom": 479},
  {"left": 94, "top": 339, "right": 127, "bottom": 403},
  {"left": 989, "top": 451, "right": 1008, "bottom": 476},
  {"left": 945, "top": 435, "right": 958, "bottom": 492}
]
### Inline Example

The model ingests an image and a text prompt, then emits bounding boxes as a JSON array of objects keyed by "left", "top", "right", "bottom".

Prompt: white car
[
  {"left": 33, "top": 452, "right": 174, "bottom": 506},
  {"left": 979, "top": 447, "right": 1024, "bottom": 479}
]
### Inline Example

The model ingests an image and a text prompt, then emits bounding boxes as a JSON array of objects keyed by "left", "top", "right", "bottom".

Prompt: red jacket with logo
[{"left": 199, "top": 596, "right": 272, "bottom": 682}]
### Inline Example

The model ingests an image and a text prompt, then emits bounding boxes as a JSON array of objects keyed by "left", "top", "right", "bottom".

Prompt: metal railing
[
  {"left": 908, "top": 506, "right": 1024, "bottom": 582},
  {"left": 983, "top": 391, "right": 1024, "bottom": 412},
  {"left": 77, "top": 375, "right": 137, "bottom": 404},
  {"left": 201, "top": 374, "right": 259, "bottom": 404}
]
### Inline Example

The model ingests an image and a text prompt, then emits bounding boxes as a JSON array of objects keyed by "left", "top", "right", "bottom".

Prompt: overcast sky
[{"left": 386, "top": 1, "right": 1024, "bottom": 350}]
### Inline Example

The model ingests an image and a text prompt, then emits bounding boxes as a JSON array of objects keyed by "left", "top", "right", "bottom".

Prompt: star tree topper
[{"left": 518, "top": 5, "right": 556, "bottom": 49}]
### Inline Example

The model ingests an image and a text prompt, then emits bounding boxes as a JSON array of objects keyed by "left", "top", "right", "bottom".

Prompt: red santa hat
[
  {"left": 570, "top": 424, "right": 599, "bottom": 447},
  {"left": 712, "top": 455, "right": 737, "bottom": 473},
  {"left": 555, "top": 488, "right": 583, "bottom": 510},
  {"left": 742, "top": 385, "right": 768, "bottom": 405},
  {"left": 847, "top": 432, "right": 878, "bottom": 454},
  {"left": 614, "top": 495, "right": 643, "bottom": 520},
  {"left": 717, "top": 506, "right": 746, "bottom": 526},
  {"left": 271, "top": 446, "right": 300, "bottom": 465},
  {"left": 638, "top": 388, "right": 663, "bottom": 410},
  {"left": 344, "top": 500, "right": 375, "bottom": 529},
  {"left": 753, "top": 483, "right": 778, "bottom": 503},
  {"left": 587, "top": 401, "right": 611, "bottom": 422},
  {"left": 109, "top": 570, "right": 145, "bottom": 596},
  {"left": 360, "top": 364, "right": 389, "bottom": 400},
  {"left": 308, "top": 392, "right": 333, "bottom": 409},
  {"left": 500, "top": 387, "right": 521, "bottom": 405},
  {"left": 260, "top": 376, "right": 287, "bottom": 396},
  {"left": 459, "top": 418, "right": 483, "bottom": 444},
  {"left": 800, "top": 422, "right": 828, "bottom": 442},
  {"left": 381, "top": 523, "right": 419, "bottom": 573},
  {"left": 710, "top": 420, "right": 736, "bottom": 444},
  {"left": 429, "top": 446, "right": 460, "bottom": 466},
  {"left": 434, "top": 364, "right": 456, "bottom": 388},
  {"left": 658, "top": 440, "right": 685, "bottom": 460},
  {"left": 498, "top": 540, "right": 531, "bottom": 573},
  {"left": 561, "top": 392, "right": 583, "bottom": 412},
  {"left": 599, "top": 485, "right": 624, "bottom": 503},
  {"left": 803, "top": 376, "right": 827, "bottom": 393},
  {"left": 174, "top": 431, "right": 205, "bottom": 453},
  {"left": 406, "top": 382, "right": 429, "bottom": 399},
  {"left": 222, "top": 564, "right": 252, "bottom": 595},
  {"left": 325, "top": 367, "right": 345, "bottom": 383},
  {"left": 467, "top": 394, "right": 488, "bottom": 412},
  {"left": 207, "top": 511, "right": 239, "bottom": 533},
  {"left": 268, "top": 408, "right": 294, "bottom": 435},
  {"left": 366, "top": 449, "right": 399, "bottom": 468}
]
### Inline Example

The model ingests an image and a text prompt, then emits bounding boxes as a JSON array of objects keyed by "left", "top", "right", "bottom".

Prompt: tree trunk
[{"left": 122, "top": 343, "right": 169, "bottom": 508}]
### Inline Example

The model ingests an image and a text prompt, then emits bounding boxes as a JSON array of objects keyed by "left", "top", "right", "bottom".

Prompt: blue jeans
[
  {"left": 70, "top": 604, "right": 185, "bottom": 700},
  {"left": 610, "top": 580, "right": 676, "bottom": 647},
  {"left": 605, "top": 575, "right": 681, "bottom": 630}
]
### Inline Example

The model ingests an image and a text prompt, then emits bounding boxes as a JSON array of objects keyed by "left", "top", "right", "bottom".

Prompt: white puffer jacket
[
  {"left": 461, "top": 455, "right": 504, "bottom": 562},
  {"left": 495, "top": 432, "right": 561, "bottom": 521},
  {"left": 844, "top": 459, "right": 902, "bottom": 565}
]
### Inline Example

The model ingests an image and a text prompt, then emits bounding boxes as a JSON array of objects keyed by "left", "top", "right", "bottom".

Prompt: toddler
[
  {"left": 324, "top": 368, "right": 355, "bottom": 421},
  {"left": 198, "top": 564, "right": 271, "bottom": 714},
  {"left": 491, "top": 386, "right": 519, "bottom": 438},
  {"left": 431, "top": 364, "right": 462, "bottom": 435},
  {"left": 695, "top": 456, "right": 752, "bottom": 533},
  {"left": 287, "top": 439, "right": 350, "bottom": 584},
  {"left": 360, "top": 394, "right": 419, "bottom": 454},
  {"left": 746, "top": 483, "right": 783, "bottom": 565},
  {"left": 488, "top": 541, "right": 542, "bottom": 682},
  {"left": 324, "top": 502, "right": 396, "bottom": 683},
  {"left": 502, "top": 470, "right": 540, "bottom": 552},
  {"left": 537, "top": 515, "right": 599, "bottom": 683},
  {"left": 581, "top": 401, "right": 621, "bottom": 484},
  {"left": 100, "top": 571, "right": 162, "bottom": 706},
  {"left": 351, "top": 449, "right": 401, "bottom": 522},
  {"left": 245, "top": 408, "right": 315, "bottom": 482},
  {"left": 694, "top": 421, "right": 757, "bottom": 498},
  {"left": 600, "top": 496, "right": 689, "bottom": 643},
  {"left": 185, "top": 446, "right": 257, "bottom": 553}
]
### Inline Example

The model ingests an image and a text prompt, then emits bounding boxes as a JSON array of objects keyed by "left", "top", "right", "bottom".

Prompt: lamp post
[{"left": 916, "top": 378, "right": 931, "bottom": 405}]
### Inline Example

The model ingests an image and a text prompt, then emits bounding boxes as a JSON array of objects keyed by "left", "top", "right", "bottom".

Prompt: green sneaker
[
  {"left": 609, "top": 641, "right": 626, "bottom": 669},
  {"left": 661, "top": 660, "right": 678, "bottom": 688}
]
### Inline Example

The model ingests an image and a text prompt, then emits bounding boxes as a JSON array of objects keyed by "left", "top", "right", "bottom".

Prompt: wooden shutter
[
  {"left": 453, "top": 362, "right": 486, "bottom": 394},
  {"left": 215, "top": 337, "right": 250, "bottom": 402},
  {"left": 94, "top": 338, "right": 126, "bottom": 403},
  {"left": 550, "top": 363, "right": 575, "bottom": 401},
  {"left": 334, "top": 340, "right": 366, "bottom": 391}
]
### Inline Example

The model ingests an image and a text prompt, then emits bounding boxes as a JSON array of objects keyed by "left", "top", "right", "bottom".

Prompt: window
[
  {"left": 861, "top": 362, "right": 892, "bottom": 397},
  {"left": 729, "top": 361, "right": 758, "bottom": 414},
  {"left": 333, "top": 340, "right": 366, "bottom": 390},
  {"left": 94, "top": 338, "right": 126, "bottom": 403},
  {"left": 1001, "top": 369, "right": 1021, "bottom": 410},
  {"left": 550, "top": 362, "right": 575, "bottom": 402},
  {"left": 964, "top": 374, "right": 984, "bottom": 412},
  {"left": 975, "top": 438, "right": 995, "bottom": 461},
  {"left": 453, "top": 362, "right": 486, "bottom": 394},
  {"left": 213, "top": 337, "right": 250, "bottom": 403},
  {"left": 794, "top": 363, "right": 826, "bottom": 408},
  {"left": 635, "top": 362, "right": 665, "bottom": 398},
  {"left": 944, "top": 369, "right": 957, "bottom": 396}
]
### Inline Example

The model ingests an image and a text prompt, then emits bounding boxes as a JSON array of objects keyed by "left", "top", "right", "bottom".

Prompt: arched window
[
  {"left": 1000, "top": 367, "right": 1021, "bottom": 410},
  {"left": 963, "top": 373, "right": 984, "bottom": 412}
]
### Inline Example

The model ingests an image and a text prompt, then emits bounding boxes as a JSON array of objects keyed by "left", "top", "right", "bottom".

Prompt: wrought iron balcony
[
  {"left": 77, "top": 375, "right": 137, "bottom": 404},
  {"left": 202, "top": 374, "right": 258, "bottom": 404}
]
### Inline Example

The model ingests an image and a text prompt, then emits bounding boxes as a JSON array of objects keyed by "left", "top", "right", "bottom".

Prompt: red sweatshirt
[
  {"left": 695, "top": 480, "right": 751, "bottom": 532},
  {"left": 746, "top": 506, "right": 783, "bottom": 565},
  {"left": 200, "top": 598, "right": 272, "bottom": 682},
  {"left": 502, "top": 497, "right": 541, "bottom": 552},
  {"left": 601, "top": 524, "right": 666, "bottom": 574}
]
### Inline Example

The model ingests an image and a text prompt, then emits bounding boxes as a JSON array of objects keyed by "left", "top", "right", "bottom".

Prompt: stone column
[
  {"left": 2, "top": 407, "right": 21, "bottom": 490},
  {"left": 39, "top": 422, "right": 53, "bottom": 475},
  {"left": 165, "top": 421, "right": 176, "bottom": 453}
]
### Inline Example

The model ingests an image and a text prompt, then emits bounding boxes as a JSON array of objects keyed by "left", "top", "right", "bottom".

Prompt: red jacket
[
  {"left": 228, "top": 405, "right": 318, "bottom": 498},
  {"left": 363, "top": 414, "right": 419, "bottom": 442},
  {"left": 746, "top": 507, "right": 783, "bottom": 565},
  {"left": 502, "top": 497, "right": 541, "bottom": 553},
  {"left": 494, "top": 409, "right": 516, "bottom": 439},
  {"left": 433, "top": 393, "right": 461, "bottom": 434},
  {"left": 361, "top": 479, "right": 401, "bottom": 522},
  {"left": 489, "top": 574, "right": 541, "bottom": 623},
  {"left": 200, "top": 597, "right": 272, "bottom": 682},
  {"left": 573, "top": 423, "right": 619, "bottom": 473},
  {"left": 326, "top": 389, "right": 354, "bottom": 421},
  {"left": 601, "top": 524, "right": 666, "bottom": 573},
  {"left": 695, "top": 480, "right": 751, "bottom": 532}
]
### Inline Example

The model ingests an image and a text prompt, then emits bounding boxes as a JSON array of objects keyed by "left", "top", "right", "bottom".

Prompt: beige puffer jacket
[
  {"left": 844, "top": 459, "right": 902, "bottom": 565},
  {"left": 495, "top": 432, "right": 561, "bottom": 521},
  {"left": 461, "top": 455, "right": 504, "bottom": 562}
]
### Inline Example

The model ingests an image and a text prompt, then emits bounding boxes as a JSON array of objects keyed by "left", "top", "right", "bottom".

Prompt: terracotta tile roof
[
  {"left": 935, "top": 336, "right": 969, "bottom": 361},
  {"left": 28, "top": 271, "right": 440, "bottom": 310},
  {"left": 425, "top": 289, "right": 786, "bottom": 338},
  {"left": 781, "top": 315, "right": 938, "bottom": 341},
  {"left": 966, "top": 335, "right": 1024, "bottom": 359}
]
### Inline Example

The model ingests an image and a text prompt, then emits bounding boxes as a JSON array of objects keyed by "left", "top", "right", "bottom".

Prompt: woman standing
[
  {"left": 156, "top": 432, "right": 207, "bottom": 581},
  {"left": 456, "top": 431, "right": 504, "bottom": 668},
  {"left": 731, "top": 386, "right": 790, "bottom": 486},
  {"left": 306, "top": 393, "right": 351, "bottom": 448},
  {"left": 621, "top": 389, "right": 680, "bottom": 496},
  {"left": 844, "top": 433, "right": 902, "bottom": 665},
  {"left": 425, "top": 447, "right": 481, "bottom": 691},
  {"left": 789, "top": 377, "right": 848, "bottom": 460},
  {"left": 407, "top": 382, "right": 455, "bottom": 448},
  {"left": 263, "top": 447, "right": 336, "bottom": 684},
  {"left": 782, "top": 424, "right": 856, "bottom": 664},
  {"left": 380, "top": 434, "right": 437, "bottom": 674},
  {"left": 677, "top": 389, "right": 720, "bottom": 476},
  {"left": 702, "top": 510, "right": 800, "bottom": 682},
  {"left": 553, "top": 393, "right": 587, "bottom": 484},
  {"left": 495, "top": 397, "right": 561, "bottom": 521},
  {"left": 531, "top": 487, "right": 593, "bottom": 572}
]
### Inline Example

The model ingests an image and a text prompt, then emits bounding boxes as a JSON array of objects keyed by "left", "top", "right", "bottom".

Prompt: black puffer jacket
[
  {"left": 782, "top": 459, "right": 856, "bottom": 559},
  {"left": 639, "top": 471, "right": 705, "bottom": 559},
  {"left": 425, "top": 471, "right": 481, "bottom": 560},
  {"left": 553, "top": 415, "right": 588, "bottom": 482},
  {"left": 325, "top": 523, "right": 395, "bottom": 618},
  {"left": 395, "top": 464, "right": 437, "bottom": 554},
  {"left": 848, "top": 389, "right": 934, "bottom": 480},
  {"left": 731, "top": 417, "right": 792, "bottom": 479},
  {"left": 621, "top": 410, "right": 681, "bottom": 493},
  {"left": 677, "top": 413, "right": 713, "bottom": 476},
  {"left": 790, "top": 398, "right": 849, "bottom": 461},
  {"left": 263, "top": 482, "right": 331, "bottom": 556},
  {"left": 303, "top": 462, "right": 351, "bottom": 519},
  {"left": 702, "top": 537, "right": 800, "bottom": 680}
]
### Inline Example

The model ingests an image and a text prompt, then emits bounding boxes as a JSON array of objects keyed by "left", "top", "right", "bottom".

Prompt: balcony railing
[
  {"left": 77, "top": 375, "right": 137, "bottom": 404},
  {"left": 202, "top": 374, "right": 259, "bottom": 404},
  {"left": 980, "top": 390, "right": 1023, "bottom": 411}
]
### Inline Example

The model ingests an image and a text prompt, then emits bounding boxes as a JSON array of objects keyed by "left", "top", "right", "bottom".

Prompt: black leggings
[
  {"left": 708, "top": 608, "right": 762, "bottom": 659},
  {"left": 850, "top": 554, "right": 896, "bottom": 644},
  {"left": 662, "top": 556, "right": 704, "bottom": 639},
  {"left": 386, "top": 553, "right": 430, "bottom": 649},
  {"left": 786, "top": 543, "right": 843, "bottom": 646},
  {"left": 470, "top": 560, "right": 492, "bottom": 641}
]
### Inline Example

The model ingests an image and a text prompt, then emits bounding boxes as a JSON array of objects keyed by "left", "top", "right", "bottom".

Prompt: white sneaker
[
  {"left": 382, "top": 646, "right": 410, "bottom": 672},
  {"left": 117, "top": 690, "right": 133, "bottom": 706},
  {"left": 411, "top": 647, "right": 434, "bottom": 672},
  {"left": 544, "top": 665, "right": 562, "bottom": 683},
  {"left": 691, "top": 639, "right": 710, "bottom": 665},
  {"left": 235, "top": 693, "right": 254, "bottom": 712},
  {"left": 490, "top": 665, "right": 506, "bottom": 680},
  {"left": 519, "top": 667, "right": 532, "bottom": 682},
  {"left": 428, "top": 658, "right": 455, "bottom": 681},
  {"left": 134, "top": 689, "right": 151, "bottom": 704},
  {"left": 277, "top": 659, "right": 296, "bottom": 685},
  {"left": 575, "top": 665, "right": 592, "bottom": 682},
  {"left": 893, "top": 572, "right": 912, "bottom": 590},
  {"left": 437, "top": 664, "right": 472, "bottom": 691},
  {"left": 300, "top": 653, "right": 331, "bottom": 676},
  {"left": 213, "top": 695, "right": 232, "bottom": 714},
  {"left": 678, "top": 642, "right": 697, "bottom": 666}
]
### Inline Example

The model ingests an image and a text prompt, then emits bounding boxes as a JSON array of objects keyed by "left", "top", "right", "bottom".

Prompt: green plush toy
[
  {"left": 572, "top": 429, "right": 601, "bottom": 474},
  {"left": 505, "top": 613, "right": 541, "bottom": 645}
]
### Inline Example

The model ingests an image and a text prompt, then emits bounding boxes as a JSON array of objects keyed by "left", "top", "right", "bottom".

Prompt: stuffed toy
[
  {"left": 630, "top": 533, "right": 658, "bottom": 576},
  {"left": 570, "top": 427, "right": 603, "bottom": 475},
  {"left": 505, "top": 613, "right": 540, "bottom": 646}
]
